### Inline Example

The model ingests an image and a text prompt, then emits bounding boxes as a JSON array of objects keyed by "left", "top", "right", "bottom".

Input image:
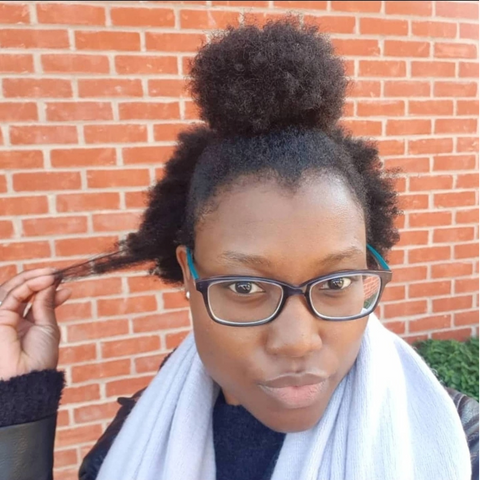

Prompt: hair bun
[{"left": 189, "top": 18, "right": 347, "bottom": 136}]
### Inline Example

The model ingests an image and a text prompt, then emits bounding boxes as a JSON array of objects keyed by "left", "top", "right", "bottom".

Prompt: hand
[{"left": 0, "top": 268, "right": 72, "bottom": 381}]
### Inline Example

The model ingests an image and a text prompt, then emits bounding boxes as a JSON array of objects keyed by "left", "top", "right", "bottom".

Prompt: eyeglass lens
[{"left": 206, "top": 274, "right": 382, "bottom": 323}]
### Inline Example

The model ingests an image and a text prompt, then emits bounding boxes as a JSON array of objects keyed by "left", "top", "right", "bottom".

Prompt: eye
[
  {"left": 227, "top": 281, "right": 264, "bottom": 295},
  {"left": 319, "top": 277, "right": 353, "bottom": 290}
]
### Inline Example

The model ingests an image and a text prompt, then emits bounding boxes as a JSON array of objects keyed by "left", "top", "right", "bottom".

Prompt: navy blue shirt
[{"left": 213, "top": 389, "right": 286, "bottom": 480}]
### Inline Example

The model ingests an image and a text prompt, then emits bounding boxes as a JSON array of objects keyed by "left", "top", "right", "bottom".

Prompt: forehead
[{"left": 194, "top": 176, "right": 366, "bottom": 279}]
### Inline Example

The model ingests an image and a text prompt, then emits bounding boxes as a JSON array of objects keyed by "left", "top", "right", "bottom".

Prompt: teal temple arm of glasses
[{"left": 186, "top": 244, "right": 390, "bottom": 281}]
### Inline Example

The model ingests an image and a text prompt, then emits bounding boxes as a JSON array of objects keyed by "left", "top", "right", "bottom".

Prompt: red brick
[
  {"left": 385, "top": 40, "right": 430, "bottom": 57},
  {"left": 180, "top": 10, "right": 239, "bottom": 29},
  {"left": 340, "top": 119, "right": 382, "bottom": 136},
  {"left": 330, "top": 1, "right": 380, "bottom": 12},
  {"left": 184, "top": 101, "right": 201, "bottom": 120},
  {"left": 46, "top": 102, "right": 112, "bottom": 122},
  {"left": 133, "top": 311, "right": 191, "bottom": 333},
  {"left": 434, "top": 42, "right": 477, "bottom": 59},
  {"left": 434, "top": 154, "right": 476, "bottom": 171},
  {"left": 0, "top": 241, "right": 50, "bottom": 261},
  {"left": 386, "top": 119, "right": 431, "bottom": 136},
  {"left": 455, "top": 278, "right": 479, "bottom": 294},
  {"left": 376, "top": 139, "right": 405, "bottom": 156},
  {"left": 54, "top": 449, "right": 77, "bottom": 468},
  {"left": 433, "top": 295, "right": 474, "bottom": 313},
  {"left": 148, "top": 79, "right": 188, "bottom": 98},
  {"left": 410, "top": 175, "right": 454, "bottom": 191},
  {"left": 78, "top": 79, "right": 143, "bottom": 98},
  {"left": 382, "top": 285, "right": 406, "bottom": 302},
  {"left": 384, "top": 321, "right": 406, "bottom": 335},
  {"left": 67, "top": 319, "right": 129, "bottom": 342},
  {"left": 409, "top": 138, "right": 453, "bottom": 155},
  {"left": 153, "top": 123, "right": 191, "bottom": 142},
  {"left": 274, "top": 1, "right": 326, "bottom": 9},
  {"left": 0, "top": 196, "right": 48, "bottom": 216},
  {"left": 242, "top": 12, "right": 289, "bottom": 25},
  {"left": 55, "top": 235, "right": 117, "bottom": 257},
  {"left": 115, "top": 55, "right": 177, "bottom": 75},
  {"left": 435, "top": 191, "right": 476, "bottom": 208},
  {"left": 0, "top": 102, "right": 37, "bottom": 122},
  {"left": 3, "top": 78, "right": 72, "bottom": 98},
  {"left": 97, "top": 295, "right": 158, "bottom": 317},
  {"left": 51, "top": 148, "right": 116, "bottom": 168},
  {"left": 454, "top": 311, "right": 479, "bottom": 327},
  {"left": 436, "top": 1, "right": 479, "bottom": 19},
  {"left": 106, "top": 375, "right": 154, "bottom": 398},
  {"left": 432, "top": 262, "right": 473, "bottom": 278},
  {"left": 456, "top": 208, "right": 479, "bottom": 224},
  {"left": 347, "top": 80, "right": 381, "bottom": 98},
  {"left": 434, "top": 81, "right": 477, "bottom": 97},
  {"left": 385, "top": 1, "right": 432, "bottom": 16},
  {"left": 384, "top": 300, "right": 427, "bottom": 318},
  {"left": 0, "top": 54, "right": 33, "bottom": 73},
  {"left": 457, "top": 100, "right": 479, "bottom": 116},
  {"left": 457, "top": 137, "right": 478, "bottom": 153},
  {"left": 412, "top": 21, "right": 457, "bottom": 38},
  {"left": 0, "top": 220, "right": 14, "bottom": 238},
  {"left": 86, "top": 168, "right": 149, "bottom": 188},
  {"left": 399, "top": 193, "right": 429, "bottom": 210},
  {"left": 122, "top": 146, "right": 173, "bottom": 165},
  {"left": 49, "top": 299, "right": 92, "bottom": 322},
  {"left": 360, "top": 18, "right": 408, "bottom": 35},
  {"left": 61, "top": 384, "right": 100, "bottom": 405},
  {"left": 56, "top": 192, "right": 120, "bottom": 212},
  {"left": 409, "top": 211, "right": 452, "bottom": 227},
  {"left": 0, "top": 28, "right": 69, "bottom": 49},
  {"left": 73, "top": 402, "right": 119, "bottom": 424},
  {"left": 13, "top": 171, "right": 80, "bottom": 191},
  {"left": 305, "top": 15, "right": 356, "bottom": 34},
  {"left": 146, "top": 32, "right": 206, "bottom": 52},
  {"left": 166, "top": 330, "right": 190, "bottom": 349},
  {"left": 460, "top": 23, "right": 479, "bottom": 40},
  {"left": 434, "top": 227, "right": 475, "bottom": 243},
  {"left": 384, "top": 80, "right": 430, "bottom": 97},
  {"left": 0, "top": 175, "right": 6, "bottom": 193},
  {"left": 56, "top": 425, "right": 103, "bottom": 448},
  {"left": 408, "top": 246, "right": 451, "bottom": 263},
  {"left": 135, "top": 353, "right": 168, "bottom": 374},
  {"left": 37, "top": 3, "right": 105, "bottom": 25},
  {"left": 0, "top": 264, "right": 18, "bottom": 282},
  {"left": 411, "top": 61, "right": 456, "bottom": 77},
  {"left": 76, "top": 31, "right": 140, "bottom": 51},
  {"left": 71, "top": 359, "right": 131, "bottom": 383},
  {"left": 111, "top": 7, "right": 174, "bottom": 27},
  {"left": 408, "top": 100, "right": 453, "bottom": 116},
  {"left": 359, "top": 60, "right": 406, "bottom": 77},
  {"left": 163, "top": 291, "right": 190, "bottom": 310},
  {"left": 119, "top": 102, "right": 180, "bottom": 120},
  {"left": 396, "top": 230, "right": 429, "bottom": 246},
  {"left": 92, "top": 212, "right": 141, "bottom": 232},
  {"left": 42, "top": 54, "right": 109, "bottom": 74},
  {"left": 101, "top": 335, "right": 160, "bottom": 359},
  {"left": 0, "top": 150, "right": 43, "bottom": 169},
  {"left": 66, "top": 277, "right": 123, "bottom": 300},
  {"left": 433, "top": 329, "right": 474, "bottom": 341},
  {"left": 331, "top": 38, "right": 380, "bottom": 56},
  {"left": 454, "top": 243, "right": 479, "bottom": 259},
  {"left": 11, "top": 125, "right": 78, "bottom": 145},
  {"left": 409, "top": 281, "right": 452, "bottom": 298},
  {"left": 410, "top": 314, "right": 451, "bottom": 332},
  {"left": 22, "top": 216, "right": 87, "bottom": 236},
  {"left": 84, "top": 125, "right": 147, "bottom": 144},
  {"left": 59, "top": 344, "right": 97, "bottom": 365},
  {"left": 0, "top": 3, "right": 29, "bottom": 23}
]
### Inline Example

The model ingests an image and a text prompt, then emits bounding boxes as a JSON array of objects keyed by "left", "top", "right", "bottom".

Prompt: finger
[
  {"left": 0, "top": 274, "right": 57, "bottom": 315},
  {"left": 0, "top": 268, "right": 56, "bottom": 299},
  {"left": 24, "top": 288, "right": 72, "bottom": 325},
  {"left": 28, "top": 282, "right": 71, "bottom": 328}
]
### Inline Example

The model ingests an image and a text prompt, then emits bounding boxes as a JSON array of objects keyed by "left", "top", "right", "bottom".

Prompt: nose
[{"left": 264, "top": 293, "right": 323, "bottom": 358}]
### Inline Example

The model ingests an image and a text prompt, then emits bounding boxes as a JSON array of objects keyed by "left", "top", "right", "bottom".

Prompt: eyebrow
[{"left": 219, "top": 247, "right": 365, "bottom": 270}]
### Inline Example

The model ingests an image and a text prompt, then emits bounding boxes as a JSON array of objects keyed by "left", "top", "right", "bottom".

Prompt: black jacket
[{"left": 0, "top": 358, "right": 478, "bottom": 480}]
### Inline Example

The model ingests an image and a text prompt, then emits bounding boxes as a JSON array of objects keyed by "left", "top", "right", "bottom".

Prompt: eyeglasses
[{"left": 186, "top": 245, "right": 392, "bottom": 327}]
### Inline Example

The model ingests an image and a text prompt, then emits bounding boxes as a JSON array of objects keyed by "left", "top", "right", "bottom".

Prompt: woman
[{"left": 0, "top": 19, "right": 477, "bottom": 480}]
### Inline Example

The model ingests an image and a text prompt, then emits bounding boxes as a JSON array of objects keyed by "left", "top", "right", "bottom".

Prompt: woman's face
[{"left": 176, "top": 176, "right": 369, "bottom": 433}]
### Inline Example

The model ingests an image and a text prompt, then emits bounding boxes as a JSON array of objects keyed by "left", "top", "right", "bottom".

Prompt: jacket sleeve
[{"left": 0, "top": 370, "right": 65, "bottom": 480}]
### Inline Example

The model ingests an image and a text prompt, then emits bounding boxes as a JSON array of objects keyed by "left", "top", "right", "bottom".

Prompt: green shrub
[{"left": 414, "top": 337, "right": 479, "bottom": 401}]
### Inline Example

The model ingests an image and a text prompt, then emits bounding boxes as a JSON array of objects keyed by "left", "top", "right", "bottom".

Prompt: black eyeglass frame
[{"left": 190, "top": 267, "right": 392, "bottom": 327}]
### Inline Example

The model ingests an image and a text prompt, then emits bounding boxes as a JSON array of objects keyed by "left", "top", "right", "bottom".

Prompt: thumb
[{"left": 29, "top": 280, "right": 61, "bottom": 327}]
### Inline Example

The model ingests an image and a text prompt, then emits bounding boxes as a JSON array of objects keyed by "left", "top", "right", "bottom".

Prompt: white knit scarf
[{"left": 97, "top": 314, "right": 471, "bottom": 480}]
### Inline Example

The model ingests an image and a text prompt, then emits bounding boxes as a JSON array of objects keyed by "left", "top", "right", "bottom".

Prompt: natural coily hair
[{"left": 56, "top": 19, "right": 399, "bottom": 285}]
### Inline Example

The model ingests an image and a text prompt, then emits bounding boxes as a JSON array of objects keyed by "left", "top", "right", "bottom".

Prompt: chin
[{"left": 258, "top": 406, "right": 324, "bottom": 433}]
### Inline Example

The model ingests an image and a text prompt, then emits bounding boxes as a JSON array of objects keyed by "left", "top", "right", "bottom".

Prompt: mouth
[{"left": 258, "top": 372, "right": 329, "bottom": 409}]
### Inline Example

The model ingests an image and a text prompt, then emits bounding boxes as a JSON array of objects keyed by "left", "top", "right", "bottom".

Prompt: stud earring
[{"left": 186, "top": 291, "right": 190, "bottom": 300}]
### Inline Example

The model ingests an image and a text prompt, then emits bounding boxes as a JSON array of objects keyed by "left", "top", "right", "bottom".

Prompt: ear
[{"left": 176, "top": 245, "right": 193, "bottom": 289}]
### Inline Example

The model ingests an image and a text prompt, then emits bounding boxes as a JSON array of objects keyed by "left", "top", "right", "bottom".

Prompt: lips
[{"left": 259, "top": 372, "right": 329, "bottom": 409}]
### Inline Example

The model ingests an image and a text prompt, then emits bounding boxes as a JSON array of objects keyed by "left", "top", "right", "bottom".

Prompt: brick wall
[{"left": 0, "top": 1, "right": 477, "bottom": 478}]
